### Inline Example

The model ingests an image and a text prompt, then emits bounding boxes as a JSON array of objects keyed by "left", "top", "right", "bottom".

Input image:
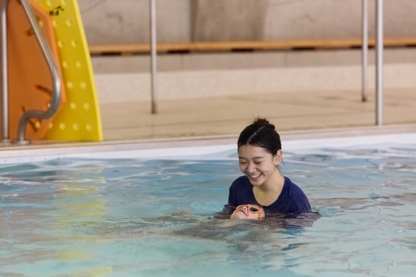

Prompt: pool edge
[{"left": 1, "top": 124, "right": 416, "bottom": 160}]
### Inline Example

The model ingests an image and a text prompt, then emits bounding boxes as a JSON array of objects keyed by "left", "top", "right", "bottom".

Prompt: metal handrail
[
  {"left": 361, "top": 0, "right": 368, "bottom": 102},
  {"left": 0, "top": 0, "right": 9, "bottom": 140},
  {"left": 147, "top": 0, "right": 383, "bottom": 124},
  {"left": 0, "top": 0, "right": 61, "bottom": 143},
  {"left": 376, "top": 0, "right": 384, "bottom": 125},
  {"left": 150, "top": 0, "right": 157, "bottom": 114}
]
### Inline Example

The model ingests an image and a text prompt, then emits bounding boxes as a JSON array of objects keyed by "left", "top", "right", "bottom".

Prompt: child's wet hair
[{"left": 237, "top": 117, "right": 282, "bottom": 155}]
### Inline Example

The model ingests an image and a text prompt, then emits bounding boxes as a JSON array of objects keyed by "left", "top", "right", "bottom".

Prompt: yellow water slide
[{"left": 6, "top": 0, "right": 102, "bottom": 141}]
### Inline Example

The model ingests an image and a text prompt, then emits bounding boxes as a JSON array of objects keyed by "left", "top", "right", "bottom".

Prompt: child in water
[
  {"left": 228, "top": 118, "right": 311, "bottom": 214},
  {"left": 230, "top": 204, "right": 265, "bottom": 220}
]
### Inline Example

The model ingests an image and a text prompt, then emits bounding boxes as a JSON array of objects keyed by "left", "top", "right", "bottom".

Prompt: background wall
[
  {"left": 79, "top": 0, "right": 191, "bottom": 44},
  {"left": 79, "top": 0, "right": 416, "bottom": 44},
  {"left": 191, "top": 0, "right": 269, "bottom": 41}
]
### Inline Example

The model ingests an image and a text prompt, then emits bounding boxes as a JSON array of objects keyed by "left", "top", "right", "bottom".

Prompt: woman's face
[
  {"left": 230, "top": 204, "right": 265, "bottom": 220},
  {"left": 238, "top": 144, "right": 282, "bottom": 186}
]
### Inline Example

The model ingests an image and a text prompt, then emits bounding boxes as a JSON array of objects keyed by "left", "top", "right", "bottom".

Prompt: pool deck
[
  {"left": 2, "top": 48, "right": 416, "bottom": 158},
  {"left": 101, "top": 87, "right": 416, "bottom": 141},
  {"left": 1, "top": 86, "right": 416, "bottom": 160}
]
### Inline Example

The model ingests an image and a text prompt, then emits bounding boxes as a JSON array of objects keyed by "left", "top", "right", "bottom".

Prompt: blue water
[{"left": 1, "top": 144, "right": 416, "bottom": 277}]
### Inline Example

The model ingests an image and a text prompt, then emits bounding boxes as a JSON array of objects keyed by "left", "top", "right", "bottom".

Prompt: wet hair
[{"left": 237, "top": 117, "right": 281, "bottom": 155}]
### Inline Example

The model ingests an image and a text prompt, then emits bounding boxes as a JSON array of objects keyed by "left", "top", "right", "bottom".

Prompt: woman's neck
[
  {"left": 261, "top": 170, "right": 284, "bottom": 192},
  {"left": 253, "top": 170, "right": 285, "bottom": 206}
]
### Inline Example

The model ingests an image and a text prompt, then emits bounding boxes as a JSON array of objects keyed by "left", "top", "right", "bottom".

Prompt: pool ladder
[{"left": 0, "top": 0, "right": 61, "bottom": 144}]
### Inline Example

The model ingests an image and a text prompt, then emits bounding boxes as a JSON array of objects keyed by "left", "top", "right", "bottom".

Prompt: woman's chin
[{"left": 248, "top": 177, "right": 263, "bottom": 186}]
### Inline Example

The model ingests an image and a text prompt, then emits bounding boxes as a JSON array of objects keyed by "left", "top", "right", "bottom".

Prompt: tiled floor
[
  {"left": 101, "top": 87, "right": 416, "bottom": 141},
  {"left": 93, "top": 50, "right": 416, "bottom": 143}
]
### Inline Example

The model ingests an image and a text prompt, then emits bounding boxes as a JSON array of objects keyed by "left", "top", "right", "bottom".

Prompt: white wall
[
  {"left": 78, "top": 0, "right": 191, "bottom": 44},
  {"left": 79, "top": 0, "right": 416, "bottom": 44}
]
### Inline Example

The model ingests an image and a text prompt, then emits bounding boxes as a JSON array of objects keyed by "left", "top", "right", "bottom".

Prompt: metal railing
[
  {"left": 149, "top": 0, "right": 385, "bottom": 125},
  {"left": 150, "top": 0, "right": 157, "bottom": 114},
  {"left": 375, "top": 0, "right": 384, "bottom": 125},
  {"left": 361, "top": 0, "right": 368, "bottom": 102},
  {"left": 362, "top": 0, "right": 383, "bottom": 125},
  {"left": 0, "top": 0, "right": 61, "bottom": 143}
]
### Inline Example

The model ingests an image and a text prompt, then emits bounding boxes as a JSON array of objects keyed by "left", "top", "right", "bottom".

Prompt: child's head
[
  {"left": 230, "top": 204, "right": 265, "bottom": 220},
  {"left": 237, "top": 118, "right": 281, "bottom": 155}
]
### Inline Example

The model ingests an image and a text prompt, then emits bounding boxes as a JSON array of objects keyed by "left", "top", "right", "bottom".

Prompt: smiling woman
[{"left": 228, "top": 118, "right": 311, "bottom": 214}]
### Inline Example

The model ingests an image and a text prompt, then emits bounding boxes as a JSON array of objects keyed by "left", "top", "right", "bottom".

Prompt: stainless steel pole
[
  {"left": 150, "top": 0, "right": 157, "bottom": 114},
  {"left": 17, "top": 0, "right": 61, "bottom": 142},
  {"left": 376, "top": 0, "right": 383, "bottom": 125},
  {"left": 0, "top": 0, "right": 9, "bottom": 140},
  {"left": 361, "top": 0, "right": 368, "bottom": 102}
]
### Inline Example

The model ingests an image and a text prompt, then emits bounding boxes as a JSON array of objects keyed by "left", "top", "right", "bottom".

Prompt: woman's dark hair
[{"left": 237, "top": 117, "right": 281, "bottom": 155}]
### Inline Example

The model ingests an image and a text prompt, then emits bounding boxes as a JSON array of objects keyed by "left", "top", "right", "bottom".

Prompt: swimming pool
[{"left": 1, "top": 133, "right": 416, "bottom": 276}]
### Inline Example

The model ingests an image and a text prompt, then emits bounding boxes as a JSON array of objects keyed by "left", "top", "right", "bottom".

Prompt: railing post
[
  {"left": 150, "top": 0, "right": 157, "bottom": 114},
  {"left": 0, "top": 0, "right": 10, "bottom": 141},
  {"left": 361, "top": 0, "right": 368, "bottom": 102},
  {"left": 376, "top": 0, "right": 383, "bottom": 125}
]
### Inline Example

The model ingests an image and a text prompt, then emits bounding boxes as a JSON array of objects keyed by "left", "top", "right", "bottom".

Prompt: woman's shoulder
[{"left": 282, "top": 176, "right": 311, "bottom": 212}]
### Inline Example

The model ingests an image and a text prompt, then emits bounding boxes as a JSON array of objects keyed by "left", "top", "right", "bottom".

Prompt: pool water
[{"left": 1, "top": 140, "right": 416, "bottom": 277}]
